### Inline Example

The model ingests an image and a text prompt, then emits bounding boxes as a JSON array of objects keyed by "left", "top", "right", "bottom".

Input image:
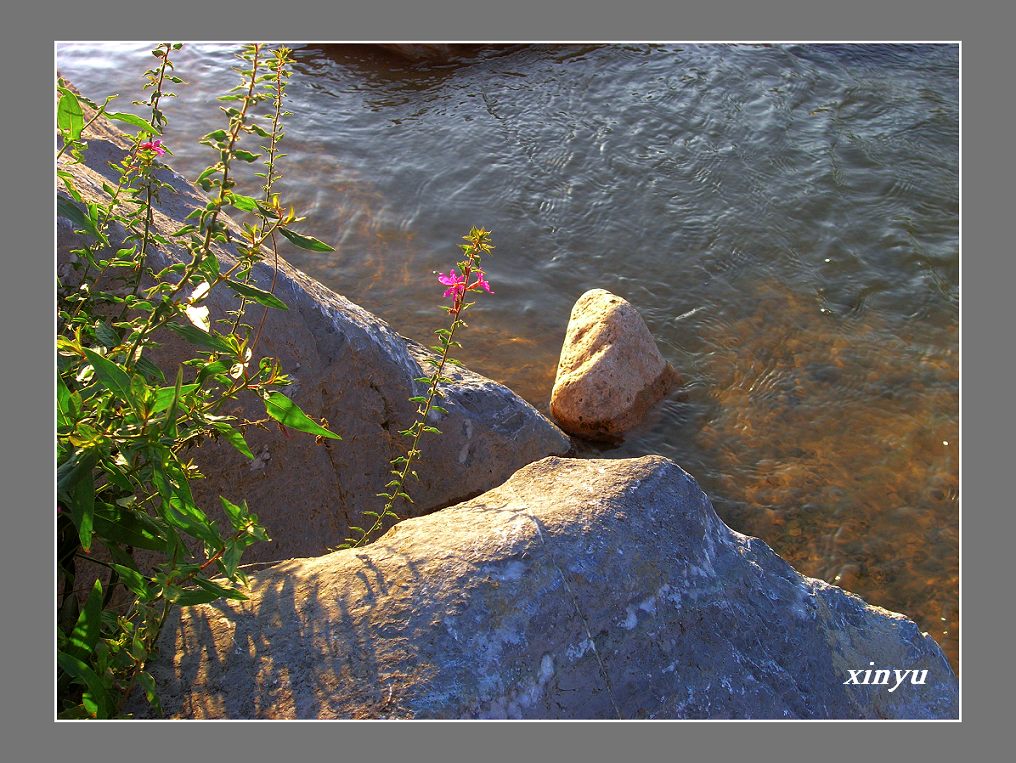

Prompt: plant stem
[
  {"left": 124, "top": 44, "right": 263, "bottom": 374},
  {"left": 350, "top": 233, "right": 489, "bottom": 548}
]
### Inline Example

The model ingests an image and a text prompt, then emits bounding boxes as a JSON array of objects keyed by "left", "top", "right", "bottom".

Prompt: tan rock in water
[{"left": 550, "top": 289, "right": 680, "bottom": 441}]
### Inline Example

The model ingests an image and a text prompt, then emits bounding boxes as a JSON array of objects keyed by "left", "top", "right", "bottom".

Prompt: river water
[{"left": 56, "top": 42, "right": 959, "bottom": 671}]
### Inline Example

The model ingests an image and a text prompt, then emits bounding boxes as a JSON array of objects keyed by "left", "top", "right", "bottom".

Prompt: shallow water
[{"left": 57, "top": 42, "right": 959, "bottom": 671}]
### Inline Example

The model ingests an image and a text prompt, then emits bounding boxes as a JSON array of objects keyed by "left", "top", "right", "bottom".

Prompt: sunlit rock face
[{"left": 130, "top": 456, "right": 957, "bottom": 719}]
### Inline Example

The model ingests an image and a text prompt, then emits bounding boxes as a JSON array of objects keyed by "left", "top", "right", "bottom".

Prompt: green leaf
[
  {"left": 195, "top": 360, "right": 230, "bottom": 385},
  {"left": 136, "top": 671, "right": 162, "bottom": 715},
  {"left": 195, "top": 166, "right": 219, "bottom": 186},
  {"left": 57, "top": 375, "right": 72, "bottom": 425},
  {"left": 107, "top": 112, "right": 161, "bottom": 135},
  {"left": 68, "top": 462, "right": 96, "bottom": 551},
  {"left": 58, "top": 170, "right": 83, "bottom": 202},
  {"left": 278, "top": 227, "right": 335, "bottom": 252},
  {"left": 264, "top": 391, "right": 341, "bottom": 439},
  {"left": 233, "top": 149, "right": 261, "bottom": 162},
  {"left": 152, "top": 383, "right": 200, "bottom": 413},
  {"left": 58, "top": 449, "right": 98, "bottom": 550},
  {"left": 220, "top": 543, "right": 250, "bottom": 582},
  {"left": 198, "top": 251, "right": 221, "bottom": 283},
  {"left": 57, "top": 91, "right": 84, "bottom": 142},
  {"left": 110, "top": 563, "right": 152, "bottom": 599},
  {"left": 228, "top": 193, "right": 260, "bottom": 213},
  {"left": 135, "top": 356, "right": 166, "bottom": 383},
  {"left": 94, "top": 505, "right": 166, "bottom": 553},
  {"left": 57, "top": 195, "right": 100, "bottom": 238},
  {"left": 254, "top": 201, "right": 281, "bottom": 218},
  {"left": 219, "top": 496, "right": 248, "bottom": 531},
  {"left": 151, "top": 464, "right": 221, "bottom": 546},
  {"left": 94, "top": 322, "right": 119, "bottom": 349},
  {"left": 57, "top": 651, "right": 112, "bottom": 718},
  {"left": 193, "top": 576, "right": 249, "bottom": 601},
  {"left": 162, "top": 366, "right": 184, "bottom": 440},
  {"left": 201, "top": 129, "right": 228, "bottom": 143},
  {"left": 82, "top": 348, "right": 132, "bottom": 401},
  {"left": 223, "top": 279, "right": 288, "bottom": 310},
  {"left": 57, "top": 448, "right": 96, "bottom": 502},
  {"left": 174, "top": 587, "right": 223, "bottom": 606},
  {"left": 212, "top": 422, "right": 254, "bottom": 459},
  {"left": 66, "top": 580, "right": 103, "bottom": 660},
  {"left": 165, "top": 323, "right": 235, "bottom": 354}
]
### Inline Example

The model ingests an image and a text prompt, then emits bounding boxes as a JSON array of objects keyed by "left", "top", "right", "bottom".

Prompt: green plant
[
  {"left": 341, "top": 226, "right": 495, "bottom": 549},
  {"left": 56, "top": 43, "right": 339, "bottom": 718}
]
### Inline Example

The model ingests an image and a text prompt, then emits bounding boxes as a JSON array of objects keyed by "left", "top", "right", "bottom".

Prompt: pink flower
[
  {"left": 140, "top": 138, "right": 166, "bottom": 156},
  {"left": 438, "top": 267, "right": 494, "bottom": 302},
  {"left": 471, "top": 270, "right": 494, "bottom": 294},
  {"left": 437, "top": 269, "right": 468, "bottom": 300}
]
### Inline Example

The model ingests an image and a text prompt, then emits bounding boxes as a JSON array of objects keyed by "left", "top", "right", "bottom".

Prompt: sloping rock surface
[
  {"left": 550, "top": 289, "right": 680, "bottom": 441},
  {"left": 57, "top": 101, "right": 570, "bottom": 562},
  {"left": 131, "top": 456, "right": 957, "bottom": 719}
]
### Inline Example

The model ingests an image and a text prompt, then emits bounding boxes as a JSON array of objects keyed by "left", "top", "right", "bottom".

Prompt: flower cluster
[
  {"left": 437, "top": 267, "right": 493, "bottom": 302},
  {"left": 139, "top": 138, "right": 166, "bottom": 156}
]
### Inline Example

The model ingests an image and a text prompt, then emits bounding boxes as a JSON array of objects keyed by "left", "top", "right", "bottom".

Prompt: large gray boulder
[
  {"left": 57, "top": 103, "right": 570, "bottom": 562},
  {"left": 130, "top": 455, "right": 957, "bottom": 719}
]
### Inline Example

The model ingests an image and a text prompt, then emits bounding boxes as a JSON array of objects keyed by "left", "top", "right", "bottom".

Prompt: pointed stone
[{"left": 550, "top": 289, "right": 680, "bottom": 441}]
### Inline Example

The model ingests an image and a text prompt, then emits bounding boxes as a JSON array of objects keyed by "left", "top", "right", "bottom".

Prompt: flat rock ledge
[
  {"left": 57, "top": 100, "right": 570, "bottom": 562},
  {"left": 129, "top": 455, "right": 957, "bottom": 719}
]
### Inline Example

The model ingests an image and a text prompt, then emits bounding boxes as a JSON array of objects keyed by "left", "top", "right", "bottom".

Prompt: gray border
[{"left": 14, "top": 0, "right": 1006, "bottom": 757}]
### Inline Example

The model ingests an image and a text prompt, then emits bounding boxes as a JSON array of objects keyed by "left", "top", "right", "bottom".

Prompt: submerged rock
[
  {"left": 130, "top": 455, "right": 957, "bottom": 719},
  {"left": 550, "top": 289, "right": 680, "bottom": 441},
  {"left": 56, "top": 99, "right": 570, "bottom": 562},
  {"left": 375, "top": 44, "right": 462, "bottom": 62}
]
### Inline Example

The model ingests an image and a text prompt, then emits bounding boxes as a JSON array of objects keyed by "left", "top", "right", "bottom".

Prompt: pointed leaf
[
  {"left": 228, "top": 193, "right": 260, "bottom": 213},
  {"left": 264, "top": 392, "right": 341, "bottom": 439},
  {"left": 162, "top": 367, "right": 184, "bottom": 439},
  {"left": 152, "top": 383, "right": 200, "bottom": 413},
  {"left": 81, "top": 348, "right": 132, "bottom": 401},
  {"left": 66, "top": 580, "right": 103, "bottom": 660},
  {"left": 57, "top": 375, "right": 72, "bottom": 426},
  {"left": 93, "top": 504, "right": 166, "bottom": 552},
  {"left": 136, "top": 671, "right": 162, "bottom": 715},
  {"left": 58, "top": 91, "right": 84, "bottom": 142},
  {"left": 223, "top": 279, "right": 288, "bottom": 310},
  {"left": 278, "top": 227, "right": 334, "bottom": 252},
  {"left": 212, "top": 422, "right": 254, "bottom": 459},
  {"left": 110, "top": 563, "right": 153, "bottom": 599},
  {"left": 107, "top": 112, "right": 161, "bottom": 135},
  {"left": 174, "top": 587, "right": 223, "bottom": 606},
  {"left": 57, "top": 195, "right": 100, "bottom": 239},
  {"left": 57, "top": 651, "right": 112, "bottom": 718},
  {"left": 166, "top": 322, "right": 235, "bottom": 353},
  {"left": 219, "top": 496, "right": 249, "bottom": 531},
  {"left": 66, "top": 459, "right": 96, "bottom": 550}
]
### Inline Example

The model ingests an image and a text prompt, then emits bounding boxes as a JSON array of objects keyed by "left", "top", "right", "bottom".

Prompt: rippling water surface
[{"left": 57, "top": 42, "right": 959, "bottom": 671}]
